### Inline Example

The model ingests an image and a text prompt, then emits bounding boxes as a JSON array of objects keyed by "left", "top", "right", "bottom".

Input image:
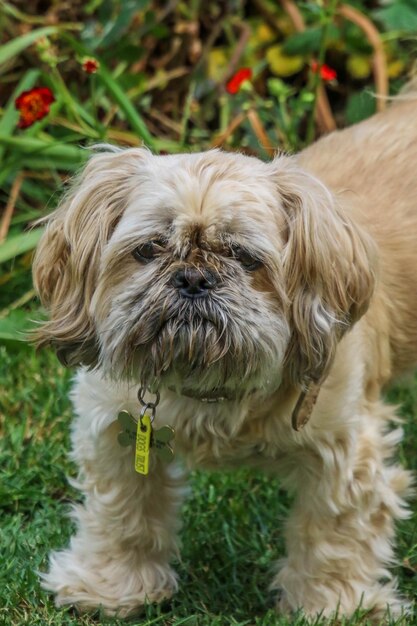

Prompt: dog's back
[{"left": 298, "top": 100, "right": 417, "bottom": 380}]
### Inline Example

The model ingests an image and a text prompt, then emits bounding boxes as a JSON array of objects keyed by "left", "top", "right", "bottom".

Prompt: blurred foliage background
[{"left": 0, "top": 0, "right": 416, "bottom": 341}]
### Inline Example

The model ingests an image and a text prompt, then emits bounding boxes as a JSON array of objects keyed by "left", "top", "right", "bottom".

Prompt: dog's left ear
[{"left": 270, "top": 156, "right": 377, "bottom": 388}]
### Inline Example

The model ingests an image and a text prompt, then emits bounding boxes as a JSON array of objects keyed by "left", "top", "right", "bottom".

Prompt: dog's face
[{"left": 33, "top": 148, "right": 376, "bottom": 400}]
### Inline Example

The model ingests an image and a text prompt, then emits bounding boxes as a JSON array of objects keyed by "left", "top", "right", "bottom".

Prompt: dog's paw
[
  {"left": 276, "top": 590, "right": 411, "bottom": 624},
  {"left": 40, "top": 549, "right": 178, "bottom": 617},
  {"left": 272, "top": 565, "right": 411, "bottom": 624}
]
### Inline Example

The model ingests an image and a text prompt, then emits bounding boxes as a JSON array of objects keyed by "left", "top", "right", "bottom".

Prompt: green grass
[{"left": 1, "top": 344, "right": 417, "bottom": 626}]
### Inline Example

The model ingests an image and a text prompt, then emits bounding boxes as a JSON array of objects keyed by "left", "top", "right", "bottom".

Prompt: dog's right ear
[{"left": 32, "top": 147, "right": 147, "bottom": 366}]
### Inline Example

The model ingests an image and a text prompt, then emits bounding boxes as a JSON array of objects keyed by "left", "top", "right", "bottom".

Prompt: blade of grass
[
  {"left": 0, "top": 172, "right": 24, "bottom": 242},
  {"left": 179, "top": 80, "right": 196, "bottom": 146},
  {"left": 0, "top": 228, "right": 43, "bottom": 264},
  {"left": 96, "top": 64, "right": 156, "bottom": 149},
  {"left": 0, "top": 135, "right": 86, "bottom": 161},
  {"left": 0, "top": 289, "right": 36, "bottom": 320},
  {"left": 49, "top": 67, "right": 102, "bottom": 134},
  {"left": 0, "top": 26, "right": 60, "bottom": 65},
  {"left": 0, "top": 164, "right": 18, "bottom": 189},
  {"left": 1, "top": 1, "right": 81, "bottom": 28},
  {"left": 61, "top": 34, "right": 156, "bottom": 148},
  {"left": 15, "top": 157, "right": 81, "bottom": 172}
]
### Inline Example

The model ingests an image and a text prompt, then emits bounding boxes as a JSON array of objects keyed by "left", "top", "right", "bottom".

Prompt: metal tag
[
  {"left": 117, "top": 409, "right": 175, "bottom": 472},
  {"left": 152, "top": 425, "right": 175, "bottom": 463},
  {"left": 117, "top": 410, "right": 136, "bottom": 446}
]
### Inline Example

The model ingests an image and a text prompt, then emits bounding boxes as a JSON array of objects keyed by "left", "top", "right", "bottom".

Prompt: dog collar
[
  {"left": 291, "top": 382, "right": 321, "bottom": 431},
  {"left": 168, "top": 385, "right": 232, "bottom": 403},
  {"left": 176, "top": 383, "right": 321, "bottom": 430}
]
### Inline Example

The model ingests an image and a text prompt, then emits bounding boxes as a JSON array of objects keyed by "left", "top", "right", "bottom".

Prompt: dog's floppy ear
[
  {"left": 271, "top": 156, "right": 377, "bottom": 388},
  {"left": 33, "top": 147, "right": 145, "bottom": 366}
]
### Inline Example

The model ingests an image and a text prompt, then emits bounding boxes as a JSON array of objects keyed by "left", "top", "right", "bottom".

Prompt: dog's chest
[{"left": 168, "top": 410, "right": 286, "bottom": 470}]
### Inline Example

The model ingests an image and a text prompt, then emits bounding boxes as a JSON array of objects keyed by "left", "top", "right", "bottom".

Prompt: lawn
[
  {"left": 1, "top": 1, "right": 417, "bottom": 625},
  {"left": 1, "top": 345, "right": 417, "bottom": 625}
]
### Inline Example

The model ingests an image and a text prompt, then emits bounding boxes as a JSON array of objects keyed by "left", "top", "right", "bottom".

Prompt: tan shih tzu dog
[{"left": 33, "top": 96, "right": 417, "bottom": 621}]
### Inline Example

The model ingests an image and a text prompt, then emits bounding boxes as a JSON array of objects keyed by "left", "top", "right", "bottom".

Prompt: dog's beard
[{"left": 95, "top": 273, "right": 289, "bottom": 401}]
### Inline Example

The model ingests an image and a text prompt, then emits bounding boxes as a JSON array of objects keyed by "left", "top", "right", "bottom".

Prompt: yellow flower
[
  {"left": 346, "top": 55, "right": 371, "bottom": 80},
  {"left": 207, "top": 49, "right": 228, "bottom": 81},
  {"left": 256, "top": 23, "right": 276, "bottom": 44},
  {"left": 387, "top": 59, "right": 405, "bottom": 78},
  {"left": 266, "top": 45, "right": 304, "bottom": 77},
  {"left": 275, "top": 15, "right": 295, "bottom": 36}
]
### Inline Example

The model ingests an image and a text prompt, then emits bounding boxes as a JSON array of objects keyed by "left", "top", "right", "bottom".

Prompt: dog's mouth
[
  {"left": 103, "top": 289, "right": 287, "bottom": 394},
  {"left": 151, "top": 315, "right": 224, "bottom": 362},
  {"left": 141, "top": 314, "right": 261, "bottom": 401}
]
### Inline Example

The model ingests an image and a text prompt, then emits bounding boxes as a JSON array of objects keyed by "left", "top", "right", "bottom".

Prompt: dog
[{"left": 32, "top": 96, "right": 417, "bottom": 621}]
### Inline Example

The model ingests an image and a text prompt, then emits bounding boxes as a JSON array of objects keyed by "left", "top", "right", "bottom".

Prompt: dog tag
[
  {"left": 135, "top": 413, "right": 152, "bottom": 475},
  {"left": 117, "top": 410, "right": 136, "bottom": 446},
  {"left": 117, "top": 409, "right": 175, "bottom": 473},
  {"left": 152, "top": 426, "right": 175, "bottom": 463},
  {"left": 117, "top": 410, "right": 151, "bottom": 474}
]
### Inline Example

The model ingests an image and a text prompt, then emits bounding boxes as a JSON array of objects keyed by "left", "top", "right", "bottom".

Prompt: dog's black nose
[{"left": 171, "top": 267, "right": 217, "bottom": 298}]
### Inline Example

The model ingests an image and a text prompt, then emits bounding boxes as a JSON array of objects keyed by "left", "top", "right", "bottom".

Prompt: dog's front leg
[
  {"left": 272, "top": 403, "right": 411, "bottom": 621},
  {"left": 41, "top": 376, "right": 186, "bottom": 617}
]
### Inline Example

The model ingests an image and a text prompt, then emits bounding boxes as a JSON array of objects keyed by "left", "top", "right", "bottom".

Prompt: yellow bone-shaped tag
[{"left": 117, "top": 409, "right": 175, "bottom": 474}]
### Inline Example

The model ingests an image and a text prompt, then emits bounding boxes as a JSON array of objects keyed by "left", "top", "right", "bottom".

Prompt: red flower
[
  {"left": 311, "top": 61, "right": 337, "bottom": 82},
  {"left": 15, "top": 87, "right": 55, "bottom": 129},
  {"left": 226, "top": 67, "right": 253, "bottom": 94},
  {"left": 82, "top": 57, "right": 100, "bottom": 74}
]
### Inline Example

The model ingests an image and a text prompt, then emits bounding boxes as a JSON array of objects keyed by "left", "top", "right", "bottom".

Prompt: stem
[
  {"left": 180, "top": 81, "right": 195, "bottom": 147},
  {"left": 51, "top": 67, "right": 92, "bottom": 133},
  {"left": 279, "top": 0, "right": 336, "bottom": 135},
  {"left": 338, "top": 3, "right": 387, "bottom": 112},
  {"left": 306, "top": 0, "right": 339, "bottom": 145}
]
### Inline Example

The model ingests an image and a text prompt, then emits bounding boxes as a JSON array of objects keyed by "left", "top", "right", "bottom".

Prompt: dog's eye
[
  {"left": 132, "top": 240, "right": 165, "bottom": 263},
  {"left": 233, "top": 247, "right": 262, "bottom": 271}
]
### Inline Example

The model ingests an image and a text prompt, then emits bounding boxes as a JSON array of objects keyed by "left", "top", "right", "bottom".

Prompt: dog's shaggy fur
[{"left": 33, "top": 98, "right": 417, "bottom": 621}]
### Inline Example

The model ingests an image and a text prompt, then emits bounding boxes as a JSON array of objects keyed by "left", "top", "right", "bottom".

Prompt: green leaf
[
  {"left": 0, "top": 229, "right": 44, "bottom": 264},
  {"left": 16, "top": 157, "right": 82, "bottom": 172},
  {"left": 345, "top": 90, "right": 376, "bottom": 125},
  {"left": 0, "top": 310, "right": 34, "bottom": 342},
  {"left": 0, "top": 135, "right": 86, "bottom": 161},
  {"left": 0, "top": 164, "right": 17, "bottom": 188},
  {"left": 282, "top": 28, "right": 322, "bottom": 55},
  {"left": 99, "top": 0, "right": 149, "bottom": 47},
  {"left": 97, "top": 65, "right": 156, "bottom": 148},
  {"left": 282, "top": 25, "right": 339, "bottom": 55},
  {"left": 374, "top": 2, "right": 417, "bottom": 31},
  {"left": 0, "top": 26, "right": 59, "bottom": 66}
]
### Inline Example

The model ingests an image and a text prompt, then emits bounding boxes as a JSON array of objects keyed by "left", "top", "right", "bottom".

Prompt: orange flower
[
  {"left": 226, "top": 67, "right": 253, "bottom": 94},
  {"left": 82, "top": 57, "right": 100, "bottom": 74},
  {"left": 15, "top": 87, "right": 55, "bottom": 129},
  {"left": 311, "top": 61, "right": 337, "bottom": 82}
]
